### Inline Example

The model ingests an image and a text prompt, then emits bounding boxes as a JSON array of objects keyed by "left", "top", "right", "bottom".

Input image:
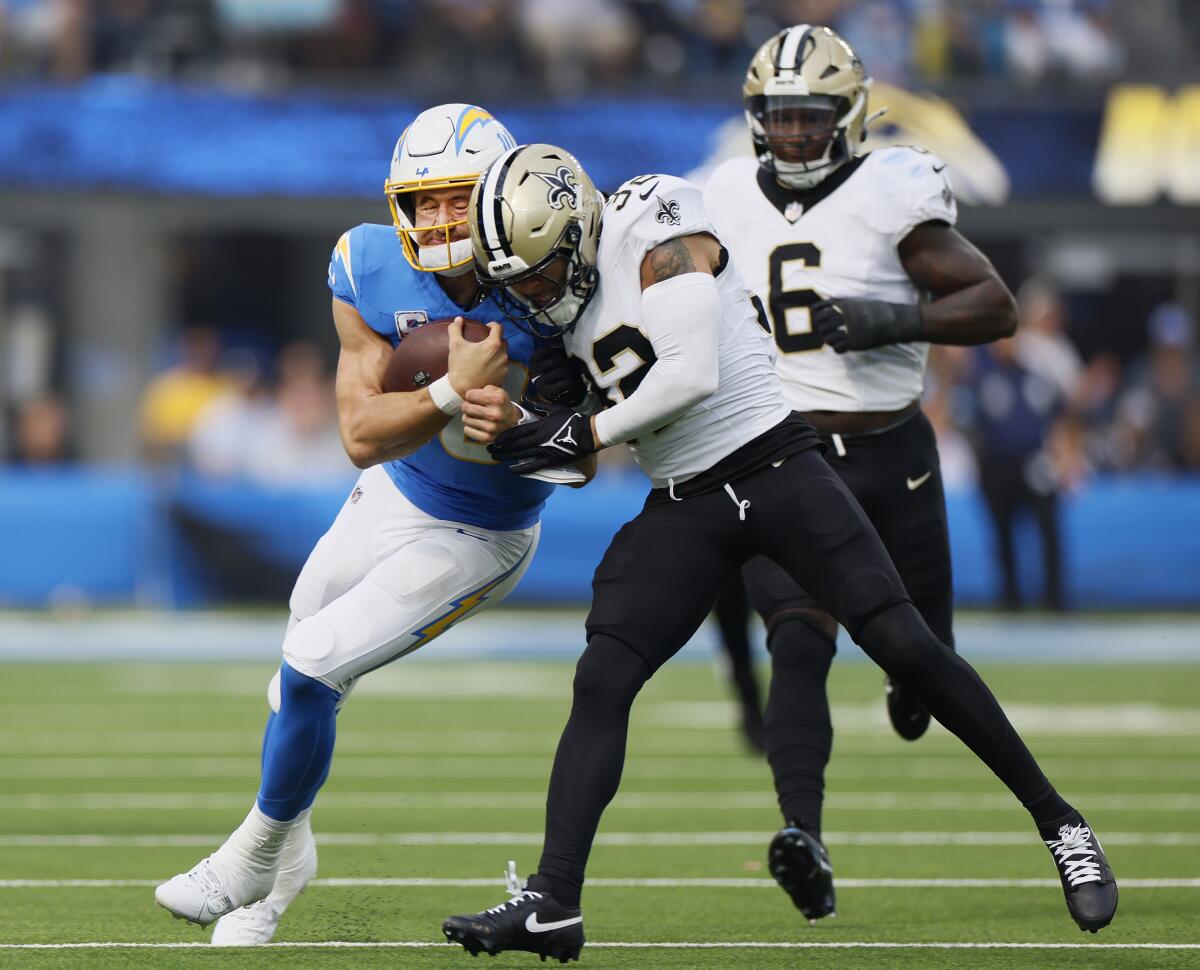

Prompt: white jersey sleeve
[
  {"left": 864, "top": 147, "right": 958, "bottom": 249},
  {"left": 565, "top": 173, "right": 789, "bottom": 487},
  {"left": 606, "top": 174, "right": 716, "bottom": 272}
]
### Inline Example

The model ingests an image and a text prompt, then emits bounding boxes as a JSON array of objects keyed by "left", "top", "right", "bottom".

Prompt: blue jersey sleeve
[{"left": 327, "top": 227, "right": 362, "bottom": 307}]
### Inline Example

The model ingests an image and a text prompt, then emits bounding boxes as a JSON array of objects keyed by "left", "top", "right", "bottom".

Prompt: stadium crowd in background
[{"left": 2, "top": 0, "right": 1197, "bottom": 94}]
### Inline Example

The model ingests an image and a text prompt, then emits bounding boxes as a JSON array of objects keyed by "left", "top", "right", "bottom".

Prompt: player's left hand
[
  {"left": 488, "top": 408, "right": 597, "bottom": 473},
  {"left": 462, "top": 385, "right": 521, "bottom": 444},
  {"left": 811, "top": 297, "right": 923, "bottom": 354}
]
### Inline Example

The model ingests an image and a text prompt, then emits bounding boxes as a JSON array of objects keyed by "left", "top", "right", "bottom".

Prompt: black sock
[
  {"left": 713, "top": 577, "right": 763, "bottom": 720},
  {"left": 856, "top": 603, "right": 1071, "bottom": 829},
  {"left": 764, "top": 616, "right": 836, "bottom": 840},
  {"left": 1032, "top": 801, "right": 1082, "bottom": 838},
  {"left": 535, "top": 635, "right": 651, "bottom": 911}
]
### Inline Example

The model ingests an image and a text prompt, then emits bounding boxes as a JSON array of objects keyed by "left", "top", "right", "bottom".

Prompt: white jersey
[
  {"left": 704, "top": 147, "right": 957, "bottom": 412},
  {"left": 565, "top": 174, "right": 789, "bottom": 486}
]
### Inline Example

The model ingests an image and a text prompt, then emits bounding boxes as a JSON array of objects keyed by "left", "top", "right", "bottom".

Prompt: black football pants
[{"left": 535, "top": 446, "right": 1063, "bottom": 905}]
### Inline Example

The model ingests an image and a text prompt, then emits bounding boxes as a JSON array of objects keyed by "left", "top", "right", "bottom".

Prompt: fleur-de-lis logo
[
  {"left": 655, "top": 196, "right": 681, "bottom": 226},
  {"left": 531, "top": 166, "right": 579, "bottom": 210}
]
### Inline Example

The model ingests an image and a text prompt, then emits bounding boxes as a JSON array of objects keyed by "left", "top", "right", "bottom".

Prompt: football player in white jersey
[
  {"left": 439, "top": 144, "right": 1116, "bottom": 962},
  {"left": 154, "top": 105, "right": 594, "bottom": 944},
  {"left": 702, "top": 24, "right": 1025, "bottom": 920}
]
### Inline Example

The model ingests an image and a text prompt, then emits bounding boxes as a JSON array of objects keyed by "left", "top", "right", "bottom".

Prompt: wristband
[{"left": 428, "top": 375, "right": 463, "bottom": 416}]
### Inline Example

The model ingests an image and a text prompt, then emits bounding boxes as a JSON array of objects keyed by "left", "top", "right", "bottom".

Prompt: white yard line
[
  {"left": 3, "top": 877, "right": 1198, "bottom": 889},
  {"left": 0, "top": 941, "right": 1198, "bottom": 951},
  {"left": 2, "top": 791, "right": 1198, "bottom": 811},
  {"left": 0, "top": 755, "right": 1195, "bottom": 780},
  {"left": 2, "top": 830, "right": 1198, "bottom": 848}
]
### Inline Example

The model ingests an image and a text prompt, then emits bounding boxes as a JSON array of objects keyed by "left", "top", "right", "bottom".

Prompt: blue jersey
[{"left": 328, "top": 223, "right": 553, "bottom": 530}]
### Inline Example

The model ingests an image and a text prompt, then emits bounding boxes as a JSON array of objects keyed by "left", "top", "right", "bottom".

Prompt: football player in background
[
  {"left": 440, "top": 144, "right": 1116, "bottom": 963},
  {"left": 702, "top": 25, "right": 1021, "bottom": 919},
  {"left": 154, "top": 104, "right": 594, "bottom": 944}
]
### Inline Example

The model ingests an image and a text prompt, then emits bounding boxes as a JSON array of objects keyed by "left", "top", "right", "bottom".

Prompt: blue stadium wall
[{"left": 0, "top": 468, "right": 1196, "bottom": 609}]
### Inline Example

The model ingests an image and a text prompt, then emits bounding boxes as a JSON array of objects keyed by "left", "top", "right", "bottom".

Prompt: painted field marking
[
  {"left": 1, "top": 941, "right": 1198, "bottom": 951},
  {"left": 1, "top": 791, "right": 1198, "bottom": 811},
  {"left": 3, "top": 877, "right": 1197, "bottom": 889},
  {"left": 2, "top": 830, "right": 1198, "bottom": 848}
]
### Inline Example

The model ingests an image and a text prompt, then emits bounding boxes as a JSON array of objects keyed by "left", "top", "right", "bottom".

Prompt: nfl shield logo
[{"left": 350, "top": 486, "right": 363, "bottom": 504}]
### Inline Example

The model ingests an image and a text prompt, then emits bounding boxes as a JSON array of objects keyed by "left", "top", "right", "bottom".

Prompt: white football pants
[{"left": 272, "top": 463, "right": 539, "bottom": 696}]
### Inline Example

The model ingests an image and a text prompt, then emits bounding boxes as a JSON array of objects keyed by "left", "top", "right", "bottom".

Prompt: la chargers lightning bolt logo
[{"left": 531, "top": 166, "right": 579, "bottom": 210}]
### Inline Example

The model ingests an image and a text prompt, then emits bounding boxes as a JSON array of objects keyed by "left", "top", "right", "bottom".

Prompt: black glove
[
  {"left": 811, "top": 297, "right": 923, "bottom": 354},
  {"left": 529, "top": 347, "right": 589, "bottom": 408},
  {"left": 488, "top": 408, "right": 596, "bottom": 474}
]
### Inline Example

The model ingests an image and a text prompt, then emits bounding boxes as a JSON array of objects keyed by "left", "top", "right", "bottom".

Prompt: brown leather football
[{"left": 381, "top": 318, "right": 491, "bottom": 393}]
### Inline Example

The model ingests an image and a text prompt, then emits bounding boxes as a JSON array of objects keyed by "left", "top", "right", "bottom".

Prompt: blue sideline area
[
  {"left": 0, "top": 79, "right": 1101, "bottom": 199},
  {"left": 0, "top": 467, "right": 1197, "bottom": 609}
]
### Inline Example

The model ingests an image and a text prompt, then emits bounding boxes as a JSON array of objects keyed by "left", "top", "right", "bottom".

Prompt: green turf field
[{"left": 1, "top": 658, "right": 1197, "bottom": 969}]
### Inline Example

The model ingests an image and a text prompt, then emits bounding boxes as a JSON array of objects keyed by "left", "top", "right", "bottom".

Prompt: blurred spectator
[
  {"left": 925, "top": 345, "right": 979, "bottom": 489},
  {"left": 1108, "top": 304, "right": 1200, "bottom": 471},
  {"left": 187, "top": 341, "right": 348, "bottom": 486},
  {"left": 517, "top": 0, "right": 637, "bottom": 96},
  {"left": 0, "top": 0, "right": 1176, "bottom": 95},
  {"left": 54, "top": 0, "right": 219, "bottom": 81},
  {"left": 1015, "top": 279, "right": 1083, "bottom": 404},
  {"left": 968, "top": 337, "right": 1071, "bottom": 610},
  {"left": 139, "top": 326, "right": 235, "bottom": 460},
  {"left": 240, "top": 341, "right": 347, "bottom": 486},
  {"left": 186, "top": 348, "right": 271, "bottom": 478},
  {"left": 10, "top": 392, "right": 71, "bottom": 464}
]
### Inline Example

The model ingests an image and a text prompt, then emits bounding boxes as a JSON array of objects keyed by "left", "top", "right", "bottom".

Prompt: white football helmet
[{"left": 385, "top": 104, "right": 517, "bottom": 275}]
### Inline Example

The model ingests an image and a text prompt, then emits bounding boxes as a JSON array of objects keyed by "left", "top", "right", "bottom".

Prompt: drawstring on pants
[{"left": 723, "top": 483, "right": 751, "bottom": 521}]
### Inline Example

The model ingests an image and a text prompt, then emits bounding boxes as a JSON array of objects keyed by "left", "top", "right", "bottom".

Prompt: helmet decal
[{"left": 531, "top": 166, "right": 580, "bottom": 211}]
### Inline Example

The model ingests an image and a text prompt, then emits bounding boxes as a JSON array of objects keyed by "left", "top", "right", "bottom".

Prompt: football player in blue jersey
[{"left": 155, "top": 104, "right": 595, "bottom": 944}]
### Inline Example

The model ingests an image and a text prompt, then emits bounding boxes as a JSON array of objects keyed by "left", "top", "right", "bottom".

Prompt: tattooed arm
[
  {"left": 591, "top": 233, "right": 726, "bottom": 447},
  {"left": 638, "top": 233, "right": 723, "bottom": 290}
]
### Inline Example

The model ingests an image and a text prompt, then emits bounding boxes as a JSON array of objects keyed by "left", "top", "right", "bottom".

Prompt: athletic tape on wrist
[{"left": 428, "top": 375, "right": 463, "bottom": 415}]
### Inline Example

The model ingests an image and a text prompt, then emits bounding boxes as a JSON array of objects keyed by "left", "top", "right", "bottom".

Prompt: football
[{"left": 382, "top": 318, "right": 491, "bottom": 393}]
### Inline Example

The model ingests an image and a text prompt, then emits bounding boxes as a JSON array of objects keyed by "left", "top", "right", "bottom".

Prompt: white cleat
[
  {"left": 211, "top": 815, "right": 318, "bottom": 945},
  {"left": 155, "top": 856, "right": 277, "bottom": 927}
]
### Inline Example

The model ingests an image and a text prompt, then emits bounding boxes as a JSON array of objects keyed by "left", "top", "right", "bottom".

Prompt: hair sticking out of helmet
[
  {"left": 467, "top": 144, "right": 604, "bottom": 334},
  {"left": 385, "top": 104, "right": 516, "bottom": 274},
  {"left": 743, "top": 25, "right": 876, "bottom": 191}
]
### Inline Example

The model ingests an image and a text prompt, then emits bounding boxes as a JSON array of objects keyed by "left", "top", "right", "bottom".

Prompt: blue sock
[
  {"left": 257, "top": 663, "right": 340, "bottom": 822},
  {"left": 260, "top": 709, "right": 277, "bottom": 776}
]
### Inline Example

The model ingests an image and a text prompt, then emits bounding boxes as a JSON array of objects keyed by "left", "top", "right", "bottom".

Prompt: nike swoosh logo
[
  {"left": 455, "top": 528, "right": 491, "bottom": 543},
  {"left": 907, "top": 471, "right": 932, "bottom": 491},
  {"left": 637, "top": 180, "right": 660, "bottom": 200},
  {"left": 932, "top": 163, "right": 947, "bottom": 173},
  {"left": 525, "top": 913, "right": 583, "bottom": 933}
]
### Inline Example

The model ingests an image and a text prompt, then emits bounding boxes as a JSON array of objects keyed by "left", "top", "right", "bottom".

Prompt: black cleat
[
  {"left": 1043, "top": 819, "right": 1118, "bottom": 933},
  {"left": 768, "top": 824, "right": 836, "bottom": 923},
  {"left": 443, "top": 862, "right": 584, "bottom": 963},
  {"left": 885, "top": 676, "right": 930, "bottom": 741}
]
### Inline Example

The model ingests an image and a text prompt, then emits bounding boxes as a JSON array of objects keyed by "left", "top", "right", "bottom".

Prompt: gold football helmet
[
  {"left": 468, "top": 143, "right": 604, "bottom": 332},
  {"left": 384, "top": 103, "right": 516, "bottom": 274},
  {"left": 744, "top": 25, "right": 874, "bottom": 190}
]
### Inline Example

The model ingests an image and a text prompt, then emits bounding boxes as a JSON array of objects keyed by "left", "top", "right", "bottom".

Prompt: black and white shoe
[
  {"left": 768, "top": 824, "right": 836, "bottom": 923},
  {"left": 885, "top": 676, "right": 931, "bottom": 741},
  {"left": 1043, "top": 819, "right": 1118, "bottom": 933},
  {"left": 443, "top": 862, "right": 584, "bottom": 963}
]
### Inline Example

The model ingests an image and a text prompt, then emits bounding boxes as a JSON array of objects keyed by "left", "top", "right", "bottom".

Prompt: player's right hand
[
  {"left": 530, "top": 346, "right": 589, "bottom": 408},
  {"left": 448, "top": 318, "right": 508, "bottom": 395}
]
